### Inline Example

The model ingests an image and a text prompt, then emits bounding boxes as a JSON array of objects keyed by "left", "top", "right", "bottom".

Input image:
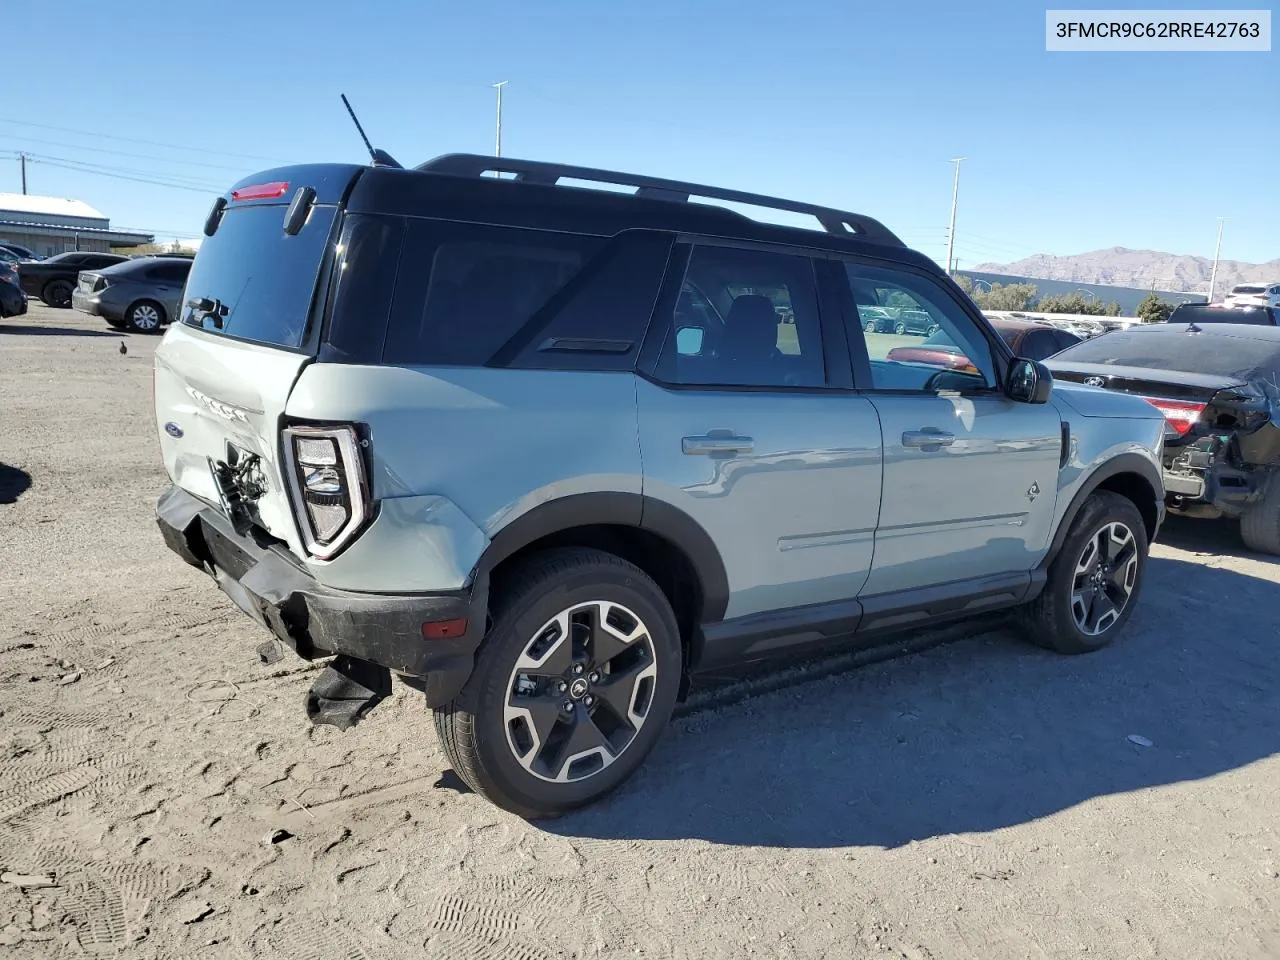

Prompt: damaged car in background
[{"left": 1048, "top": 322, "right": 1280, "bottom": 554}]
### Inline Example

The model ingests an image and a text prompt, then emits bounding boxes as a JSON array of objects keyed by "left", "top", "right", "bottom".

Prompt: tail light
[
  {"left": 1142, "top": 397, "right": 1206, "bottom": 436},
  {"left": 283, "top": 425, "right": 369, "bottom": 559}
]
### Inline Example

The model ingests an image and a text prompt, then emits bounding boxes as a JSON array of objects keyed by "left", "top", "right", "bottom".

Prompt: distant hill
[{"left": 974, "top": 247, "right": 1280, "bottom": 296}]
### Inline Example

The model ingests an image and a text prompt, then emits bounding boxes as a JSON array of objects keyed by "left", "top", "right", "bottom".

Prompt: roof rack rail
[{"left": 416, "top": 153, "right": 904, "bottom": 246}]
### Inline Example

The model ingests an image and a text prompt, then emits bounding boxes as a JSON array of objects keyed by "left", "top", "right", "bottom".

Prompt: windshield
[
  {"left": 1052, "top": 328, "right": 1280, "bottom": 381},
  {"left": 181, "top": 203, "right": 337, "bottom": 349}
]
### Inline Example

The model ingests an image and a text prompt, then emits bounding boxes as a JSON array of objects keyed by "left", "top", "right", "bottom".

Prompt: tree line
[{"left": 953, "top": 277, "right": 1124, "bottom": 316}]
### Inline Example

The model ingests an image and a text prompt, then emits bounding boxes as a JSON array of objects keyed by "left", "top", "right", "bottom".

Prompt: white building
[{"left": 0, "top": 193, "right": 152, "bottom": 257}]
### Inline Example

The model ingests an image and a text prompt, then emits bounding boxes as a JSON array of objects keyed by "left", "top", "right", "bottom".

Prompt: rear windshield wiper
[{"left": 186, "top": 296, "right": 230, "bottom": 329}]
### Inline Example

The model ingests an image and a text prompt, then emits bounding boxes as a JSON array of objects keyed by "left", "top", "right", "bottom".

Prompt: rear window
[
  {"left": 181, "top": 203, "right": 337, "bottom": 348},
  {"left": 1052, "top": 328, "right": 1280, "bottom": 381},
  {"left": 1168, "top": 304, "right": 1273, "bottom": 325},
  {"left": 1232, "top": 285, "right": 1266, "bottom": 295}
]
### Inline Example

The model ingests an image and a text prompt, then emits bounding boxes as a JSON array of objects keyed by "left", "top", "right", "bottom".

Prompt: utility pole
[
  {"left": 944, "top": 157, "right": 965, "bottom": 277},
  {"left": 1207, "top": 217, "right": 1225, "bottom": 303},
  {"left": 492, "top": 81, "right": 510, "bottom": 159},
  {"left": 19, "top": 152, "right": 27, "bottom": 194}
]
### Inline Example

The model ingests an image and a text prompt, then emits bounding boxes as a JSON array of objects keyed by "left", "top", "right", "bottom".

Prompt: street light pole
[
  {"left": 944, "top": 157, "right": 965, "bottom": 277},
  {"left": 1207, "top": 217, "right": 1225, "bottom": 303},
  {"left": 492, "top": 81, "right": 510, "bottom": 159}
]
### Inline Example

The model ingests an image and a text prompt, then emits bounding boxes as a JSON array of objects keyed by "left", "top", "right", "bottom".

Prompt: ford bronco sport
[{"left": 154, "top": 154, "right": 1167, "bottom": 818}]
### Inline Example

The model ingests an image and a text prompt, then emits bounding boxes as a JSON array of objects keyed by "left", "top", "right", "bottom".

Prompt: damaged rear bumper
[{"left": 155, "top": 484, "right": 485, "bottom": 706}]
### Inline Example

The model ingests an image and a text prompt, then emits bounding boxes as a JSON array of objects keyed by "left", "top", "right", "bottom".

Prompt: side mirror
[
  {"left": 1007, "top": 357, "right": 1053, "bottom": 404},
  {"left": 675, "top": 326, "right": 705, "bottom": 356}
]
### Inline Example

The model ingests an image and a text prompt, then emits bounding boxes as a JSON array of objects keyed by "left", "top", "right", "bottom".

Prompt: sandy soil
[{"left": 2, "top": 304, "right": 1279, "bottom": 959}]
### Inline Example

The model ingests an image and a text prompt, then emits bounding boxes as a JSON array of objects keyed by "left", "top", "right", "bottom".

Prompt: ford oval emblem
[{"left": 164, "top": 422, "right": 184, "bottom": 439}]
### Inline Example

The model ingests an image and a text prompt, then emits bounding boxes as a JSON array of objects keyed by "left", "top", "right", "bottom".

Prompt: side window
[
  {"left": 843, "top": 263, "right": 995, "bottom": 392},
  {"left": 384, "top": 221, "right": 601, "bottom": 366},
  {"left": 1019, "top": 329, "right": 1060, "bottom": 362},
  {"left": 656, "top": 244, "right": 826, "bottom": 388}
]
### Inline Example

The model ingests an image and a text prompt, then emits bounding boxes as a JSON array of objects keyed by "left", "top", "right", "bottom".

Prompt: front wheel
[
  {"left": 863, "top": 319, "right": 876, "bottom": 333},
  {"left": 893, "top": 320, "right": 907, "bottom": 335},
  {"left": 433, "top": 548, "right": 682, "bottom": 818},
  {"left": 1017, "top": 490, "right": 1148, "bottom": 654}
]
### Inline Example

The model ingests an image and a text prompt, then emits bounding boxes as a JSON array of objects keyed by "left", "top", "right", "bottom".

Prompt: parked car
[
  {"left": 892, "top": 308, "right": 939, "bottom": 336},
  {"left": 72, "top": 256, "right": 192, "bottom": 333},
  {"left": 18, "top": 251, "right": 129, "bottom": 308},
  {"left": 0, "top": 274, "right": 26, "bottom": 318},
  {"left": 0, "top": 241, "right": 38, "bottom": 261},
  {"left": 857, "top": 305, "right": 896, "bottom": 333},
  {"left": 1163, "top": 302, "right": 1278, "bottom": 326},
  {"left": 153, "top": 153, "right": 1166, "bottom": 818},
  {"left": 887, "top": 318, "right": 1081, "bottom": 371},
  {"left": 1224, "top": 281, "right": 1280, "bottom": 310},
  {"left": 1047, "top": 322, "right": 1280, "bottom": 555}
]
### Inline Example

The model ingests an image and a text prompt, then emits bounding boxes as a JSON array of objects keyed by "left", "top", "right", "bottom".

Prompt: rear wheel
[
  {"left": 1240, "top": 473, "right": 1280, "bottom": 555},
  {"left": 42, "top": 280, "right": 72, "bottom": 308},
  {"left": 894, "top": 320, "right": 907, "bottom": 335},
  {"left": 434, "top": 548, "right": 682, "bottom": 818},
  {"left": 1018, "top": 490, "right": 1148, "bottom": 654},
  {"left": 863, "top": 319, "right": 876, "bottom": 333},
  {"left": 126, "top": 300, "right": 165, "bottom": 334},
  {"left": 926, "top": 323, "right": 940, "bottom": 336}
]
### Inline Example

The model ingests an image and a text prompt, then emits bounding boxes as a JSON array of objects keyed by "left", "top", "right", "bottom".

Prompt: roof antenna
[{"left": 340, "top": 94, "right": 402, "bottom": 169}]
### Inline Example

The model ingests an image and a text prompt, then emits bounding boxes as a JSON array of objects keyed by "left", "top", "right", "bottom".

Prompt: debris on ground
[{"left": 0, "top": 872, "right": 57, "bottom": 888}]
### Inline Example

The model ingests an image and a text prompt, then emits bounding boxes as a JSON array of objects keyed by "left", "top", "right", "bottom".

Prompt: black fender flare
[
  {"left": 1042, "top": 452, "right": 1164, "bottom": 567},
  {"left": 474, "top": 492, "right": 730, "bottom": 623}
]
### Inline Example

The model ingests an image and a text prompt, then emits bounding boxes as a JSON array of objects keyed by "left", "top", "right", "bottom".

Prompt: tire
[
  {"left": 894, "top": 320, "right": 907, "bottom": 335},
  {"left": 863, "top": 319, "right": 876, "bottom": 333},
  {"left": 433, "top": 547, "right": 682, "bottom": 818},
  {"left": 1240, "top": 473, "right": 1280, "bottom": 555},
  {"left": 42, "top": 280, "right": 73, "bottom": 309},
  {"left": 126, "top": 300, "right": 165, "bottom": 334},
  {"left": 927, "top": 324, "right": 940, "bottom": 336},
  {"left": 1017, "top": 490, "right": 1148, "bottom": 654}
]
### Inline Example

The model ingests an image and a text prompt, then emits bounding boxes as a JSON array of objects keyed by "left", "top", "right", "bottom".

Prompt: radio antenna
[{"left": 340, "top": 94, "right": 402, "bottom": 169}]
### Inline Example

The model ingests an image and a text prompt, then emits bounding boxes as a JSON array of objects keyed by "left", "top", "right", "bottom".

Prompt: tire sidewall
[
  {"left": 44, "top": 280, "right": 71, "bottom": 308},
  {"left": 128, "top": 300, "right": 164, "bottom": 333},
  {"left": 1047, "top": 492, "right": 1149, "bottom": 652},
  {"left": 463, "top": 561, "right": 682, "bottom": 816}
]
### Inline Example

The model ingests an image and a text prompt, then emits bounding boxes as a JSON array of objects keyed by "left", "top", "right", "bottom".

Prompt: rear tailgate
[{"left": 153, "top": 164, "right": 362, "bottom": 560}]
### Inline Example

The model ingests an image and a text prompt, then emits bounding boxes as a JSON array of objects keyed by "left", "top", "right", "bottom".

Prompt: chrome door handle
[
  {"left": 682, "top": 434, "right": 754, "bottom": 456},
  {"left": 902, "top": 428, "right": 955, "bottom": 449}
]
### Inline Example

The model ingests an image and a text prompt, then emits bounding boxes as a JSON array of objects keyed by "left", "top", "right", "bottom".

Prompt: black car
[
  {"left": 1047, "top": 322, "right": 1280, "bottom": 554},
  {"left": 0, "top": 241, "right": 38, "bottom": 261},
  {"left": 72, "top": 256, "right": 192, "bottom": 333},
  {"left": 17, "top": 251, "right": 129, "bottom": 308},
  {"left": 1164, "top": 302, "right": 1278, "bottom": 326}
]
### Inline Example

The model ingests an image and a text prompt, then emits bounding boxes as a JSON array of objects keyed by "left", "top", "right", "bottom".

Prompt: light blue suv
[{"left": 153, "top": 154, "right": 1167, "bottom": 817}]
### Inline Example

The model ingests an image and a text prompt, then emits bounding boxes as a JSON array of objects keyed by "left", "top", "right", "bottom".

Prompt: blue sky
[{"left": 3, "top": 0, "right": 1276, "bottom": 266}]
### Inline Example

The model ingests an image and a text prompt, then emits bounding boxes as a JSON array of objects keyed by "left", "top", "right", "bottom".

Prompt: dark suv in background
[{"left": 73, "top": 256, "right": 192, "bottom": 333}]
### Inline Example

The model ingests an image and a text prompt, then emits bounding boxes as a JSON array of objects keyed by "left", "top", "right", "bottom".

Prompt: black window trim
[
  {"left": 635, "top": 235, "right": 856, "bottom": 395},
  {"left": 832, "top": 254, "right": 1014, "bottom": 397}
]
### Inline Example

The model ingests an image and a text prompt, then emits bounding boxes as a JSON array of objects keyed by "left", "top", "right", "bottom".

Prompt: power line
[
  {"left": 20, "top": 153, "right": 224, "bottom": 189},
  {"left": 0, "top": 116, "right": 297, "bottom": 165},
  {"left": 19, "top": 155, "right": 219, "bottom": 195},
  {"left": 0, "top": 135, "right": 250, "bottom": 173}
]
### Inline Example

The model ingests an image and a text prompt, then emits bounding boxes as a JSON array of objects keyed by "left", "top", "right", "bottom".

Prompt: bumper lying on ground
[{"left": 155, "top": 485, "right": 485, "bottom": 706}]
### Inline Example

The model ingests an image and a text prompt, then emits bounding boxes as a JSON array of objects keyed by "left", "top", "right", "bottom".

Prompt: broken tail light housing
[
  {"left": 283, "top": 424, "right": 369, "bottom": 559},
  {"left": 1142, "top": 397, "right": 1206, "bottom": 436}
]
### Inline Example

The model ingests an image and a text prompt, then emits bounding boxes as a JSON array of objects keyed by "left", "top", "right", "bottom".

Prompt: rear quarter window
[{"left": 382, "top": 221, "right": 604, "bottom": 366}]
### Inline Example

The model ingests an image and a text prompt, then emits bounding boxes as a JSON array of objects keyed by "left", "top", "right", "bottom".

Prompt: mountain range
[{"left": 974, "top": 247, "right": 1280, "bottom": 296}]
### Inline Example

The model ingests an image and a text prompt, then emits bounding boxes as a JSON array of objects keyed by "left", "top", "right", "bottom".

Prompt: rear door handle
[
  {"left": 902, "top": 428, "right": 955, "bottom": 449},
  {"left": 682, "top": 434, "right": 754, "bottom": 456}
]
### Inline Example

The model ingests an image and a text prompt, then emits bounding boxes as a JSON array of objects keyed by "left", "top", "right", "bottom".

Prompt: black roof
[{"left": 1125, "top": 321, "right": 1280, "bottom": 339}]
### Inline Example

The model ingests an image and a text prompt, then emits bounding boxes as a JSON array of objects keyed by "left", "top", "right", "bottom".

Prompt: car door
[
  {"left": 151, "top": 261, "right": 191, "bottom": 320},
  {"left": 636, "top": 242, "right": 883, "bottom": 642},
  {"left": 838, "top": 260, "right": 1064, "bottom": 603}
]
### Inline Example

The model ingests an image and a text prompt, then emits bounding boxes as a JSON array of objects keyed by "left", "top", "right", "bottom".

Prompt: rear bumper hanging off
[{"left": 155, "top": 484, "right": 486, "bottom": 706}]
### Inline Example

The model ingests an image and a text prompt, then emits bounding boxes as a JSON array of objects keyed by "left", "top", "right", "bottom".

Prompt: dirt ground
[{"left": 2, "top": 304, "right": 1279, "bottom": 960}]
